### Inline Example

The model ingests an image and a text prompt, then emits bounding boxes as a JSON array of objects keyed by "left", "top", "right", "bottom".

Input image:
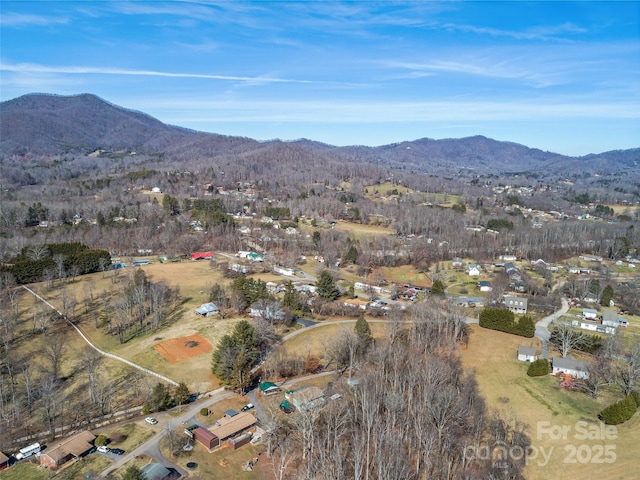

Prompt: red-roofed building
[{"left": 191, "top": 252, "right": 214, "bottom": 260}]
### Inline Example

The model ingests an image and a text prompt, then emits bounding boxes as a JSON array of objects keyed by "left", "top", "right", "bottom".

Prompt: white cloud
[
  {"left": 0, "top": 62, "right": 316, "bottom": 85},
  {"left": 0, "top": 13, "right": 69, "bottom": 27}
]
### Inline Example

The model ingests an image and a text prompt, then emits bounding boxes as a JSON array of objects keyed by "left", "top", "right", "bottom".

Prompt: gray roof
[
  {"left": 195, "top": 302, "right": 218, "bottom": 315},
  {"left": 552, "top": 356, "right": 589, "bottom": 371},
  {"left": 518, "top": 346, "right": 537, "bottom": 356},
  {"left": 141, "top": 463, "right": 171, "bottom": 480}
]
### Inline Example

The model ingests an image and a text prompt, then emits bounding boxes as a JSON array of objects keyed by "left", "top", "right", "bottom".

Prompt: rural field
[{"left": 459, "top": 325, "right": 640, "bottom": 480}]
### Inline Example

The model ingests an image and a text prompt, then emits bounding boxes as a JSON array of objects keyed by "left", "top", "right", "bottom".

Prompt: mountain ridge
[{"left": 1, "top": 93, "right": 638, "bottom": 175}]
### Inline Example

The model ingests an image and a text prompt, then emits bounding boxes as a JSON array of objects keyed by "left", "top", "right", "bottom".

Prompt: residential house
[
  {"left": 517, "top": 346, "right": 538, "bottom": 362},
  {"left": 195, "top": 302, "right": 219, "bottom": 317},
  {"left": 582, "top": 308, "right": 598, "bottom": 320},
  {"left": 191, "top": 251, "right": 214, "bottom": 260},
  {"left": 551, "top": 357, "right": 589, "bottom": 380},
  {"left": 504, "top": 263, "right": 519, "bottom": 276},
  {"left": 466, "top": 263, "right": 481, "bottom": 276},
  {"left": 499, "top": 255, "right": 517, "bottom": 262},
  {"left": 531, "top": 259, "right": 547, "bottom": 268},
  {"left": 273, "top": 265, "right": 295, "bottom": 276},
  {"left": 503, "top": 295, "right": 528, "bottom": 315},
  {"left": 229, "top": 263, "right": 249, "bottom": 274},
  {"left": 476, "top": 281, "right": 492, "bottom": 292},
  {"left": 207, "top": 412, "right": 257, "bottom": 449},
  {"left": 452, "top": 257, "right": 463, "bottom": 268},
  {"left": 285, "top": 386, "right": 325, "bottom": 411},
  {"left": 40, "top": 430, "right": 96, "bottom": 470},
  {"left": 601, "top": 310, "right": 619, "bottom": 327}
]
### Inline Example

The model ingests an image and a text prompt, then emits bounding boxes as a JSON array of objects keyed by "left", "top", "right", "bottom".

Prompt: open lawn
[
  {"left": 95, "top": 422, "right": 155, "bottom": 453},
  {"left": 163, "top": 434, "right": 262, "bottom": 480},
  {"left": 281, "top": 321, "right": 389, "bottom": 364},
  {"left": 378, "top": 265, "right": 432, "bottom": 288},
  {"left": 331, "top": 221, "right": 395, "bottom": 239},
  {"left": 459, "top": 325, "right": 640, "bottom": 480}
]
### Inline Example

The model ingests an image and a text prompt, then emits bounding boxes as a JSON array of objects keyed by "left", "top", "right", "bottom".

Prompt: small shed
[
  {"left": 259, "top": 381, "right": 280, "bottom": 395},
  {"left": 0, "top": 451, "right": 9, "bottom": 471},
  {"left": 517, "top": 346, "right": 538, "bottom": 362},
  {"left": 195, "top": 302, "right": 219, "bottom": 317},
  {"left": 224, "top": 409, "right": 239, "bottom": 418}
]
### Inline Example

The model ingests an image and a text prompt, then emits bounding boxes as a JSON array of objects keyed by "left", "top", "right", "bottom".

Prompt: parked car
[
  {"left": 111, "top": 448, "right": 125, "bottom": 455},
  {"left": 145, "top": 417, "right": 158, "bottom": 425},
  {"left": 241, "top": 403, "right": 254, "bottom": 412},
  {"left": 97, "top": 446, "right": 110, "bottom": 453}
]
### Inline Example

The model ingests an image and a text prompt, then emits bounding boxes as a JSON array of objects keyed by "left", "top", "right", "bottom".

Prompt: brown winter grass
[
  {"left": 378, "top": 264, "right": 433, "bottom": 288},
  {"left": 281, "top": 321, "right": 389, "bottom": 364},
  {"left": 459, "top": 325, "right": 640, "bottom": 480}
]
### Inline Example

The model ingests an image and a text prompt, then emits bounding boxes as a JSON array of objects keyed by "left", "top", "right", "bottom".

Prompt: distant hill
[{"left": 1, "top": 93, "right": 638, "bottom": 175}]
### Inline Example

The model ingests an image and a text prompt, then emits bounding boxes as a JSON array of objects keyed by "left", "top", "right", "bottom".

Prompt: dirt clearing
[{"left": 154, "top": 334, "right": 213, "bottom": 363}]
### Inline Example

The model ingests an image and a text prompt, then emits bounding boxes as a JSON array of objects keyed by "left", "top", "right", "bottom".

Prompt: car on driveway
[
  {"left": 97, "top": 446, "right": 110, "bottom": 453},
  {"left": 111, "top": 448, "right": 125, "bottom": 455},
  {"left": 145, "top": 416, "right": 158, "bottom": 425},
  {"left": 241, "top": 403, "right": 254, "bottom": 412}
]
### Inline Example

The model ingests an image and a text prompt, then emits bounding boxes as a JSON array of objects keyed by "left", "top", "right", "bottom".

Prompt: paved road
[
  {"left": 99, "top": 388, "right": 235, "bottom": 478},
  {"left": 535, "top": 297, "right": 569, "bottom": 358}
]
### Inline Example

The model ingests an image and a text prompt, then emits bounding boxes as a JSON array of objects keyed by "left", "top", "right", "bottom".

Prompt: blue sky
[{"left": 1, "top": 1, "right": 639, "bottom": 155}]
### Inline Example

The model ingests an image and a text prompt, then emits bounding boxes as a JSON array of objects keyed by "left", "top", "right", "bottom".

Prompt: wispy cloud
[
  {"left": 437, "top": 21, "right": 587, "bottom": 42},
  {"left": 380, "top": 58, "right": 560, "bottom": 88},
  {"left": 0, "top": 62, "right": 318, "bottom": 85},
  {"left": 0, "top": 13, "right": 69, "bottom": 27}
]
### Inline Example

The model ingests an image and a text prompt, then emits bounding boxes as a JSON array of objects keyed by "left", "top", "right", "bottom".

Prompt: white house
[
  {"left": 466, "top": 263, "right": 481, "bottom": 276},
  {"left": 582, "top": 308, "right": 598, "bottom": 320},
  {"left": 274, "top": 265, "right": 295, "bottom": 277},
  {"left": 552, "top": 357, "right": 589, "bottom": 379},
  {"left": 517, "top": 346, "right": 538, "bottom": 362}
]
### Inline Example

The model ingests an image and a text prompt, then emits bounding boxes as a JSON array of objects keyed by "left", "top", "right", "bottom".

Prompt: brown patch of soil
[{"left": 154, "top": 334, "right": 213, "bottom": 363}]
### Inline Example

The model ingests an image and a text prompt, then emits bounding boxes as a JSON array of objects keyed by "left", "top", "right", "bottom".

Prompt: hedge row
[
  {"left": 598, "top": 394, "right": 640, "bottom": 425},
  {"left": 479, "top": 308, "right": 535, "bottom": 338}
]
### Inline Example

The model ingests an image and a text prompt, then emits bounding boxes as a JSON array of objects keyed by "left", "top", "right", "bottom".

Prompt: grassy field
[
  {"left": 281, "top": 321, "right": 390, "bottom": 364},
  {"left": 459, "top": 325, "right": 640, "bottom": 480},
  {"left": 0, "top": 461, "right": 47, "bottom": 480}
]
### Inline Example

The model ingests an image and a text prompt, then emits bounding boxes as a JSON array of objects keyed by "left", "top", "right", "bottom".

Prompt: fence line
[{"left": 22, "top": 285, "right": 179, "bottom": 386}]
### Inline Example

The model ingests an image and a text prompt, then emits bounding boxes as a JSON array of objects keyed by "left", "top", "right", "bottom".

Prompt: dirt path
[{"left": 22, "top": 285, "right": 179, "bottom": 386}]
